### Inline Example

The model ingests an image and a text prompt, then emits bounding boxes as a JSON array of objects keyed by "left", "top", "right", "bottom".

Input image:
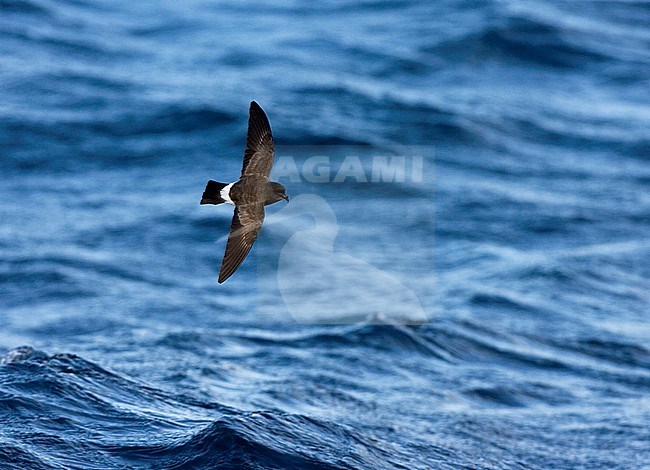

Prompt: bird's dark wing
[
  {"left": 241, "top": 101, "right": 274, "bottom": 178},
  {"left": 218, "top": 203, "right": 265, "bottom": 283}
]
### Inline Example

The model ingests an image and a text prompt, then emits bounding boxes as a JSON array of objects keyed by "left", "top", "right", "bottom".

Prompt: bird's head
[{"left": 269, "top": 181, "right": 289, "bottom": 203}]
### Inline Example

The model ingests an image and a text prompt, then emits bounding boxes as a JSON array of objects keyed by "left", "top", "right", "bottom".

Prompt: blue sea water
[{"left": 1, "top": 0, "right": 649, "bottom": 468}]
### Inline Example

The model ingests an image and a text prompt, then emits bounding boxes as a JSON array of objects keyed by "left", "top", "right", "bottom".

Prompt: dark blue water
[{"left": 1, "top": 0, "right": 649, "bottom": 468}]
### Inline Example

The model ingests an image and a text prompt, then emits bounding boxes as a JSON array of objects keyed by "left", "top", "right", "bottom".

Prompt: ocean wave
[
  {"left": 539, "top": 337, "right": 650, "bottom": 370},
  {"left": 429, "top": 15, "right": 611, "bottom": 69},
  {"left": 105, "top": 415, "right": 348, "bottom": 469},
  {"left": 0, "top": 0, "right": 50, "bottom": 16},
  {"left": 463, "top": 382, "right": 574, "bottom": 408},
  {"left": 0, "top": 347, "right": 428, "bottom": 469},
  {"left": 80, "top": 105, "right": 238, "bottom": 138},
  {"left": 294, "top": 83, "right": 484, "bottom": 146},
  {"left": 0, "top": 103, "right": 238, "bottom": 168},
  {"left": 0, "top": 253, "right": 170, "bottom": 307}
]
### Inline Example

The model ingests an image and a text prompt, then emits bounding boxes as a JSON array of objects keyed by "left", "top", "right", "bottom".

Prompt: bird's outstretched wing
[
  {"left": 218, "top": 203, "right": 265, "bottom": 283},
  {"left": 241, "top": 101, "right": 274, "bottom": 178}
]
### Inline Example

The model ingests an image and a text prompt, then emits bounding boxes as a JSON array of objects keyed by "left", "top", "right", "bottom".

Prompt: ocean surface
[{"left": 1, "top": 0, "right": 649, "bottom": 468}]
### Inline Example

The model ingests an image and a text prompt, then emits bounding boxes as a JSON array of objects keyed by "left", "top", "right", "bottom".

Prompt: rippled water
[{"left": 1, "top": 0, "right": 649, "bottom": 468}]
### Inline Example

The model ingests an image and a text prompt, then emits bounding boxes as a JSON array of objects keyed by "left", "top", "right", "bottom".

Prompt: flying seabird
[{"left": 200, "top": 101, "right": 288, "bottom": 283}]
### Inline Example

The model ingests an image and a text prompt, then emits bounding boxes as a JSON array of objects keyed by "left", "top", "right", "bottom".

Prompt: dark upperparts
[
  {"left": 266, "top": 181, "right": 288, "bottom": 204},
  {"left": 241, "top": 101, "right": 275, "bottom": 178}
]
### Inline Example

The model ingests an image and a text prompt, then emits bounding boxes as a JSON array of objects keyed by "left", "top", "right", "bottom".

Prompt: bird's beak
[{"left": 283, "top": 195, "right": 290, "bottom": 202}]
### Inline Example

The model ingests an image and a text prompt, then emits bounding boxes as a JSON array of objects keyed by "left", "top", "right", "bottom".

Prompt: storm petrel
[{"left": 200, "top": 101, "right": 288, "bottom": 283}]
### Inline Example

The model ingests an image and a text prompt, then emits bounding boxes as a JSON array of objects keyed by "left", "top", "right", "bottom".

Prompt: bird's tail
[{"left": 200, "top": 180, "right": 228, "bottom": 205}]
